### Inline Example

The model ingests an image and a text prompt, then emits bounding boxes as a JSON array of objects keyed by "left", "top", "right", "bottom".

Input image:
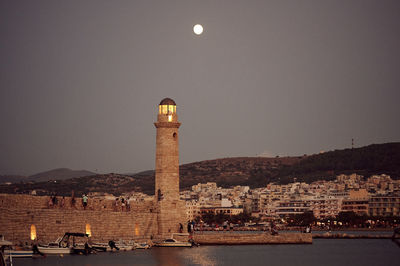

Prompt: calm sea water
[{"left": 14, "top": 239, "right": 399, "bottom": 266}]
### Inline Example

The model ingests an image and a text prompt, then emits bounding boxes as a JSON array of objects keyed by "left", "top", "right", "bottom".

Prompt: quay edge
[{"left": 192, "top": 233, "right": 312, "bottom": 245}]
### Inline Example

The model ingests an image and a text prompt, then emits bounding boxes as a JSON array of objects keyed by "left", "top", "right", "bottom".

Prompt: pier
[
  {"left": 193, "top": 233, "right": 312, "bottom": 245},
  {"left": 313, "top": 232, "right": 399, "bottom": 239}
]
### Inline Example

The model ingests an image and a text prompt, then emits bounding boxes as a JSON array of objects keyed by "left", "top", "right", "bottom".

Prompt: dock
[
  {"left": 193, "top": 233, "right": 312, "bottom": 245},
  {"left": 313, "top": 233, "right": 398, "bottom": 239}
]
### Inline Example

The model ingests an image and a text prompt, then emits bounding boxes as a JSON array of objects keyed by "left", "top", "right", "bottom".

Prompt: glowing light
[
  {"left": 162, "top": 105, "right": 168, "bottom": 114},
  {"left": 86, "top": 223, "right": 91, "bottom": 237},
  {"left": 30, "top": 224, "right": 37, "bottom": 240},
  {"left": 193, "top": 24, "right": 203, "bottom": 35},
  {"left": 168, "top": 115, "right": 172, "bottom": 122},
  {"left": 135, "top": 223, "right": 140, "bottom": 236},
  {"left": 160, "top": 105, "right": 176, "bottom": 115}
]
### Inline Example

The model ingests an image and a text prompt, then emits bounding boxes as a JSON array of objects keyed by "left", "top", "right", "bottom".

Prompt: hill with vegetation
[
  {"left": 0, "top": 168, "right": 96, "bottom": 184},
  {"left": 28, "top": 168, "right": 96, "bottom": 182},
  {"left": 275, "top": 142, "right": 400, "bottom": 184},
  {"left": 0, "top": 175, "right": 27, "bottom": 184},
  {"left": 0, "top": 142, "right": 399, "bottom": 196}
]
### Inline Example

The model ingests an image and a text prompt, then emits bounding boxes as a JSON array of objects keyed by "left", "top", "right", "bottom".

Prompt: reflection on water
[
  {"left": 152, "top": 246, "right": 217, "bottom": 266},
  {"left": 181, "top": 246, "right": 217, "bottom": 266},
  {"left": 153, "top": 246, "right": 217, "bottom": 266},
  {"left": 15, "top": 239, "right": 400, "bottom": 266},
  {"left": 153, "top": 248, "right": 183, "bottom": 266}
]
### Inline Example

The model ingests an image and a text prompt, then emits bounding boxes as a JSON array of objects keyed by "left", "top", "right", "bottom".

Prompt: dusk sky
[{"left": 1, "top": 1, "right": 399, "bottom": 176}]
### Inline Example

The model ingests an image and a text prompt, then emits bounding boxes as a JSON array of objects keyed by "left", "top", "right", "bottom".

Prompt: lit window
[
  {"left": 159, "top": 105, "right": 162, "bottom": 114},
  {"left": 168, "top": 105, "right": 174, "bottom": 113},
  {"left": 162, "top": 105, "right": 168, "bottom": 114},
  {"left": 168, "top": 115, "right": 172, "bottom": 122}
]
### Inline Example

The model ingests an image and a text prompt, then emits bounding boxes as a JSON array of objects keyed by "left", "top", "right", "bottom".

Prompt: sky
[{"left": 1, "top": 0, "right": 399, "bottom": 176}]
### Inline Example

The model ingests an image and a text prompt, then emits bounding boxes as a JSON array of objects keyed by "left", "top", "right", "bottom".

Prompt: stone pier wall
[
  {"left": 193, "top": 232, "right": 313, "bottom": 245},
  {"left": 0, "top": 194, "right": 159, "bottom": 243}
]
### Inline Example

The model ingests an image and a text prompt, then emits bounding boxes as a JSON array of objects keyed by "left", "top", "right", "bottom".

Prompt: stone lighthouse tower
[{"left": 154, "top": 98, "right": 186, "bottom": 236}]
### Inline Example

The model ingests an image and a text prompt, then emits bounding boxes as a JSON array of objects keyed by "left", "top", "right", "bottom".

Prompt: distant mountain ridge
[
  {"left": 28, "top": 168, "right": 96, "bottom": 182},
  {"left": 0, "top": 168, "right": 96, "bottom": 184},
  {"left": 275, "top": 142, "right": 400, "bottom": 184},
  {"left": 126, "top": 143, "right": 400, "bottom": 194},
  {"left": 0, "top": 175, "right": 27, "bottom": 184},
  {"left": 0, "top": 142, "right": 399, "bottom": 195}
]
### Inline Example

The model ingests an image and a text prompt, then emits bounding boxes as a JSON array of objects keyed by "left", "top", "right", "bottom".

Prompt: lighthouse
[{"left": 154, "top": 98, "right": 186, "bottom": 236}]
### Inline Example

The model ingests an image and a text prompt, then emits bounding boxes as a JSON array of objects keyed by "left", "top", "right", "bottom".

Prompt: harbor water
[{"left": 15, "top": 239, "right": 399, "bottom": 266}]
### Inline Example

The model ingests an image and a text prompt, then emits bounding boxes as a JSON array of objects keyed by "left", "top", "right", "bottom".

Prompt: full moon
[{"left": 193, "top": 24, "right": 203, "bottom": 35}]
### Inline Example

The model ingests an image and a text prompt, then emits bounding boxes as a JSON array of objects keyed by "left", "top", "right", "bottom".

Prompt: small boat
[
  {"left": 38, "top": 236, "right": 71, "bottom": 254},
  {"left": 71, "top": 243, "right": 93, "bottom": 255},
  {"left": 106, "top": 240, "right": 135, "bottom": 251},
  {"left": 38, "top": 232, "right": 90, "bottom": 255},
  {"left": 90, "top": 242, "right": 108, "bottom": 252},
  {"left": 1, "top": 238, "right": 14, "bottom": 266},
  {"left": 154, "top": 238, "right": 192, "bottom": 247},
  {"left": 37, "top": 245, "right": 71, "bottom": 254},
  {"left": 4, "top": 249, "right": 33, "bottom": 258},
  {"left": 133, "top": 242, "right": 151, "bottom": 249}
]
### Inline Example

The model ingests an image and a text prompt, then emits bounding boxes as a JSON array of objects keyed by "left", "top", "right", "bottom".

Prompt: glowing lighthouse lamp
[{"left": 158, "top": 99, "right": 177, "bottom": 122}]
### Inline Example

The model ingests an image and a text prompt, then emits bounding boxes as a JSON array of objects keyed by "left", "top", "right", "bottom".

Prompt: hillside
[
  {"left": 0, "top": 142, "right": 399, "bottom": 196},
  {"left": 28, "top": 168, "right": 96, "bottom": 182},
  {"left": 275, "top": 142, "right": 400, "bottom": 183},
  {"left": 0, "top": 168, "right": 96, "bottom": 184},
  {"left": 0, "top": 173, "right": 137, "bottom": 196},
  {"left": 0, "top": 175, "right": 27, "bottom": 184}
]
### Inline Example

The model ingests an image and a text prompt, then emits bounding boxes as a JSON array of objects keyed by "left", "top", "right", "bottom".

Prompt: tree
[
  {"left": 288, "top": 211, "right": 316, "bottom": 226},
  {"left": 200, "top": 211, "right": 255, "bottom": 225}
]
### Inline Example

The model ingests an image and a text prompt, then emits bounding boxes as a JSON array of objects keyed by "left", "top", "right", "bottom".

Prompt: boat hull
[
  {"left": 134, "top": 243, "right": 150, "bottom": 249},
  {"left": 155, "top": 243, "right": 192, "bottom": 247},
  {"left": 106, "top": 245, "right": 134, "bottom": 251},
  {"left": 37, "top": 246, "right": 72, "bottom": 254},
  {"left": 5, "top": 250, "right": 33, "bottom": 258}
]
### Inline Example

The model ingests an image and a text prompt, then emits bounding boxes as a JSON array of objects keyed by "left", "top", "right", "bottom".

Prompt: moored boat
[
  {"left": 90, "top": 242, "right": 108, "bottom": 252},
  {"left": 71, "top": 243, "right": 93, "bottom": 255},
  {"left": 1, "top": 238, "right": 13, "bottom": 266},
  {"left": 134, "top": 242, "right": 151, "bottom": 249},
  {"left": 106, "top": 240, "right": 135, "bottom": 251},
  {"left": 38, "top": 232, "right": 90, "bottom": 255},
  {"left": 154, "top": 238, "right": 192, "bottom": 247},
  {"left": 4, "top": 249, "right": 33, "bottom": 258},
  {"left": 37, "top": 245, "right": 71, "bottom": 254}
]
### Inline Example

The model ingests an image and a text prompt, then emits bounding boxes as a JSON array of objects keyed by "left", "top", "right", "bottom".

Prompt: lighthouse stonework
[{"left": 154, "top": 98, "right": 187, "bottom": 237}]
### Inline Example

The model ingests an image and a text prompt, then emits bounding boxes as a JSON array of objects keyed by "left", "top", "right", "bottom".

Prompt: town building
[
  {"left": 368, "top": 193, "right": 400, "bottom": 217},
  {"left": 341, "top": 189, "right": 369, "bottom": 215}
]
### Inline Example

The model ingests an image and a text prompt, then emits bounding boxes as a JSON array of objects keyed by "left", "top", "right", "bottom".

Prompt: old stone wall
[
  {"left": 193, "top": 232, "right": 313, "bottom": 244},
  {"left": 156, "top": 199, "right": 188, "bottom": 238},
  {"left": 0, "top": 194, "right": 151, "bottom": 211},
  {"left": 0, "top": 194, "right": 158, "bottom": 244}
]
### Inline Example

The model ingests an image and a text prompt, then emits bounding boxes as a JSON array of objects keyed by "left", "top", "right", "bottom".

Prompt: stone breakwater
[
  {"left": 313, "top": 233, "right": 399, "bottom": 239},
  {"left": 193, "top": 233, "right": 313, "bottom": 245},
  {"left": 0, "top": 194, "right": 158, "bottom": 243}
]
